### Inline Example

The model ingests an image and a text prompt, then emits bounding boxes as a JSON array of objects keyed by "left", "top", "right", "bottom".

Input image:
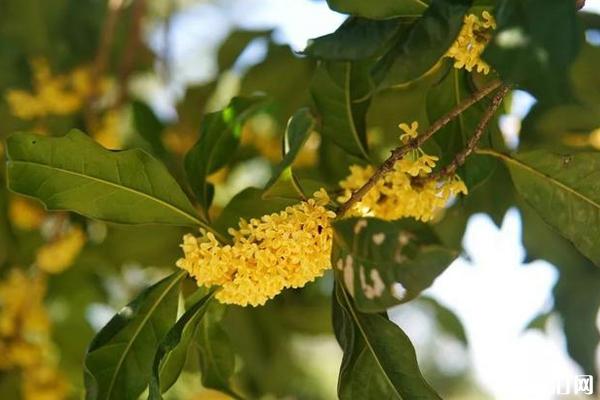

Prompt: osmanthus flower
[
  {"left": 36, "top": 226, "right": 86, "bottom": 274},
  {"left": 0, "top": 269, "right": 50, "bottom": 369},
  {"left": 177, "top": 189, "right": 336, "bottom": 307},
  {"left": 0, "top": 270, "right": 70, "bottom": 400},
  {"left": 337, "top": 121, "right": 468, "bottom": 222},
  {"left": 446, "top": 11, "right": 497, "bottom": 74},
  {"left": 5, "top": 58, "right": 106, "bottom": 120}
]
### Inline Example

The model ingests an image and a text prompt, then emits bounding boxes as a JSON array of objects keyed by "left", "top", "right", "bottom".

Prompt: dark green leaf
[
  {"left": 240, "top": 43, "right": 314, "bottom": 123},
  {"left": 304, "top": 17, "right": 407, "bottom": 61},
  {"left": 483, "top": 0, "right": 582, "bottom": 104},
  {"left": 419, "top": 296, "right": 467, "bottom": 344},
  {"left": 373, "top": 0, "right": 471, "bottom": 87},
  {"left": 520, "top": 201, "right": 600, "bottom": 376},
  {"left": 184, "top": 96, "right": 266, "bottom": 215},
  {"left": 263, "top": 108, "right": 316, "bottom": 200},
  {"left": 485, "top": 149, "right": 600, "bottom": 266},
  {"left": 196, "top": 304, "right": 239, "bottom": 398},
  {"left": 6, "top": 130, "right": 203, "bottom": 227},
  {"left": 132, "top": 100, "right": 166, "bottom": 158},
  {"left": 333, "top": 217, "right": 457, "bottom": 312},
  {"left": 310, "top": 61, "right": 371, "bottom": 159},
  {"left": 325, "top": 0, "right": 427, "bottom": 19},
  {"left": 332, "top": 281, "right": 442, "bottom": 399},
  {"left": 84, "top": 271, "right": 184, "bottom": 400},
  {"left": 148, "top": 290, "right": 214, "bottom": 400},
  {"left": 218, "top": 30, "right": 271, "bottom": 72}
]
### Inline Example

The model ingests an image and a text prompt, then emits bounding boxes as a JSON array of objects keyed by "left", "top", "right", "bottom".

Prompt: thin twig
[
  {"left": 84, "top": 0, "right": 124, "bottom": 130},
  {"left": 419, "top": 83, "right": 511, "bottom": 183},
  {"left": 93, "top": 0, "right": 124, "bottom": 81},
  {"left": 336, "top": 79, "right": 502, "bottom": 216},
  {"left": 116, "top": 0, "right": 146, "bottom": 107}
]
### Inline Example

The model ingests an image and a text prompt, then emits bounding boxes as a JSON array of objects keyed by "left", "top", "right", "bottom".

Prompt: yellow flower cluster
[
  {"left": 0, "top": 270, "right": 69, "bottom": 400},
  {"left": 338, "top": 122, "right": 468, "bottom": 222},
  {"left": 177, "top": 190, "right": 335, "bottom": 306},
  {"left": 9, "top": 196, "right": 46, "bottom": 231},
  {"left": 0, "top": 270, "right": 49, "bottom": 369},
  {"left": 446, "top": 11, "right": 496, "bottom": 74},
  {"left": 36, "top": 227, "right": 86, "bottom": 274},
  {"left": 6, "top": 59, "right": 99, "bottom": 120}
]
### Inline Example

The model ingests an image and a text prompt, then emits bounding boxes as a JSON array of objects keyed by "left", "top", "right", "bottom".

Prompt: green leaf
[
  {"left": 304, "top": 17, "right": 407, "bottom": 61},
  {"left": 132, "top": 100, "right": 167, "bottom": 158},
  {"left": 373, "top": 0, "right": 471, "bottom": 87},
  {"left": 148, "top": 290, "right": 214, "bottom": 400},
  {"left": 333, "top": 217, "right": 457, "bottom": 312},
  {"left": 184, "top": 96, "right": 266, "bottom": 216},
  {"left": 332, "top": 281, "right": 442, "bottom": 399},
  {"left": 6, "top": 130, "right": 203, "bottom": 227},
  {"left": 84, "top": 271, "right": 184, "bottom": 400},
  {"left": 310, "top": 61, "right": 371, "bottom": 160},
  {"left": 196, "top": 304, "right": 239, "bottom": 398},
  {"left": 263, "top": 108, "right": 316, "bottom": 200},
  {"left": 419, "top": 296, "right": 467, "bottom": 345},
  {"left": 218, "top": 29, "right": 271, "bottom": 72},
  {"left": 325, "top": 0, "right": 427, "bottom": 19},
  {"left": 240, "top": 43, "right": 314, "bottom": 123},
  {"left": 520, "top": 201, "right": 600, "bottom": 376},
  {"left": 484, "top": 149, "right": 600, "bottom": 266},
  {"left": 483, "top": 0, "right": 582, "bottom": 104}
]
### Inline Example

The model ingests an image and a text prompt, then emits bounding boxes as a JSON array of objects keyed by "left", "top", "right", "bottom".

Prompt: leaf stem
[{"left": 336, "top": 79, "right": 503, "bottom": 216}]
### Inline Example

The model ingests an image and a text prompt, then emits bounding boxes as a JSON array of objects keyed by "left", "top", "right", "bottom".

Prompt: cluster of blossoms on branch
[
  {"left": 5, "top": 58, "right": 123, "bottom": 149},
  {"left": 1, "top": 197, "right": 87, "bottom": 399},
  {"left": 338, "top": 122, "right": 468, "bottom": 222},
  {"left": 5, "top": 59, "right": 99, "bottom": 120},
  {"left": 177, "top": 11, "right": 497, "bottom": 308},
  {"left": 177, "top": 189, "right": 335, "bottom": 306},
  {"left": 446, "top": 11, "right": 496, "bottom": 74}
]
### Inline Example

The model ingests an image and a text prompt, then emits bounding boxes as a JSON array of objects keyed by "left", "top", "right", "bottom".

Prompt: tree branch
[
  {"left": 336, "top": 78, "right": 503, "bottom": 216},
  {"left": 418, "top": 83, "right": 511, "bottom": 183}
]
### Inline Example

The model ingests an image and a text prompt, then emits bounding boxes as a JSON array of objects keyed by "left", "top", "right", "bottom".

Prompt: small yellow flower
[
  {"left": 177, "top": 189, "right": 336, "bottom": 307},
  {"left": 36, "top": 227, "right": 86, "bottom": 274},
  {"left": 399, "top": 121, "right": 419, "bottom": 143},
  {"left": 446, "top": 11, "right": 496, "bottom": 74},
  {"left": 9, "top": 196, "right": 45, "bottom": 231}
]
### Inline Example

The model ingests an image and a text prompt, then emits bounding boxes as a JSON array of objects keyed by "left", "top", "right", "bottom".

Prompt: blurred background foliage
[{"left": 0, "top": 0, "right": 599, "bottom": 399}]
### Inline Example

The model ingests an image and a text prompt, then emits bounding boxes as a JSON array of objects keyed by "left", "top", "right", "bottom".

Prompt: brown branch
[
  {"left": 116, "top": 0, "right": 146, "bottom": 107},
  {"left": 419, "top": 83, "right": 511, "bottom": 183},
  {"left": 336, "top": 78, "right": 503, "bottom": 216},
  {"left": 93, "top": 0, "right": 124, "bottom": 87},
  {"left": 84, "top": 0, "right": 124, "bottom": 131}
]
